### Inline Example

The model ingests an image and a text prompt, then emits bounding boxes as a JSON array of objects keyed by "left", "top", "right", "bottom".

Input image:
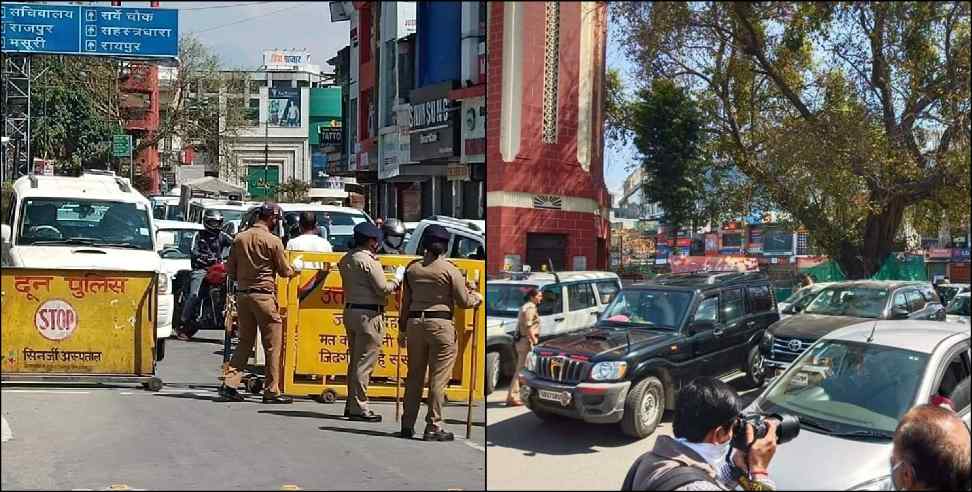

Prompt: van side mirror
[{"left": 1, "top": 224, "right": 11, "bottom": 244}]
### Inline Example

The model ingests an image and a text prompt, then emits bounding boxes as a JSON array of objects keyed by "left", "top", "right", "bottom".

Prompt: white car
[
  {"left": 403, "top": 216, "right": 484, "bottom": 260},
  {"left": 241, "top": 202, "right": 373, "bottom": 252},
  {"left": 946, "top": 292, "right": 971, "bottom": 325},
  {"left": 154, "top": 220, "right": 205, "bottom": 338},
  {"left": 0, "top": 172, "right": 171, "bottom": 360},
  {"left": 484, "top": 271, "right": 622, "bottom": 395},
  {"left": 149, "top": 195, "right": 184, "bottom": 222},
  {"left": 778, "top": 282, "right": 835, "bottom": 318},
  {"left": 746, "top": 320, "right": 970, "bottom": 490}
]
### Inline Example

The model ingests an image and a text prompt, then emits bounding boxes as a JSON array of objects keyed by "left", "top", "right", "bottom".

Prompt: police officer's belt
[
  {"left": 237, "top": 288, "right": 274, "bottom": 294},
  {"left": 408, "top": 311, "right": 453, "bottom": 320},
  {"left": 345, "top": 303, "right": 384, "bottom": 312}
]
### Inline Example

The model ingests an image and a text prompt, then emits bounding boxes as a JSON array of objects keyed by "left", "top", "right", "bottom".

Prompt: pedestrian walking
[
  {"left": 506, "top": 288, "right": 541, "bottom": 406},
  {"left": 337, "top": 222, "right": 404, "bottom": 422},
  {"left": 397, "top": 225, "right": 482, "bottom": 441},
  {"left": 219, "top": 202, "right": 301, "bottom": 404}
]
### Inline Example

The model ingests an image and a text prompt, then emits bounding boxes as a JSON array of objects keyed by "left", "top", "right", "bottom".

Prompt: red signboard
[
  {"left": 928, "top": 248, "right": 952, "bottom": 259},
  {"left": 676, "top": 238, "right": 692, "bottom": 247},
  {"left": 670, "top": 256, "right": 759, "bottom": 273}
]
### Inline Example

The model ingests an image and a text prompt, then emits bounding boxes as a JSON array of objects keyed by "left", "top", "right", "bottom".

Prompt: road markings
[
  {"left": 1, "top": 416, "right": 12, "bottom": 442},
  {"left": 2, "top": 390, "right": 91, "bottom": 394},
  {"left": 461, "top": 439, "right": 485, "bottom": 453},
  {"left": 280, "top": 485, "right": 302, "bottom": 490}
]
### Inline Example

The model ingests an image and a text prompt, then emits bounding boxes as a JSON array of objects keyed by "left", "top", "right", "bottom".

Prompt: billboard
[
  {"left": 263, "top": 49, "right": 312, "bottom": 70},
  {"left": 460, "top": 97, "right": 485, "bottom": 164},
  {"left": 268, "top": 88, "right": 301, "bottom": 128},
  {"left": 1, "top": 3, "right": 178, "bottom": 59},
  {"left": 409, "top": 82, "right": 457, "bottom": 161}
]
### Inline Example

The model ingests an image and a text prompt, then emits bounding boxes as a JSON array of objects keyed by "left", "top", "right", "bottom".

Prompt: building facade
[{"left": 486, "top": 1, "right": 611, "bottom": 274}]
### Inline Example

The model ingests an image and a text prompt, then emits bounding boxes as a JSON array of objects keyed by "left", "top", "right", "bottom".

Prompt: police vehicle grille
[{"left": 536, "top": 356, "right": 588, "bottom": 384}]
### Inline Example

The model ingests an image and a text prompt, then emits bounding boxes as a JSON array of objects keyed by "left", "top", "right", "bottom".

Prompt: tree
[
  {"left": 630, "top": 79, "right": 708, "bottom": 231},
  {"left": 614, "top": 2, "right": 971, "bottom": 278},
  {"left": 276, "top": 178, "right": 310, "bottom": 203}
]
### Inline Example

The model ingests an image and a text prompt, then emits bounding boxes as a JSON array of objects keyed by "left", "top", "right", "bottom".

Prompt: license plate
[
  {"left": 538, "top": 389, "right": 571, "bottom": 406},
  {"left": 791, "top": 372, "right": 809, "bottom": 386}
]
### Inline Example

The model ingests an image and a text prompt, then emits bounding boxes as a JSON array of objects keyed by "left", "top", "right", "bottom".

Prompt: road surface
[{"left": 2, "top": 331, "right": 485, "bottom": 490}]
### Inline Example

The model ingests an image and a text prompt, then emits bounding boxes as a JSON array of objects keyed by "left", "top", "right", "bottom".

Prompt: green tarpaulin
[{"left": 799, "top": 255, "right": 927, "bottom": 282}]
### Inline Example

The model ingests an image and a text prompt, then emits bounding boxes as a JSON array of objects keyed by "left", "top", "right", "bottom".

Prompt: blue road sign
[{"left": 1, "top": 3, "right": 178, "bottom": 59}]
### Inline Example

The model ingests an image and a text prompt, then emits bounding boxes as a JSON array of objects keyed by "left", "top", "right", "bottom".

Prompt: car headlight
[
  {"left": 525, "top": 351, "right": 537, "bottom": 372},
  {"left": 157, "top": 272, "right": 169, "bottom": 295},
  {"left": 590, "top": 361, "right": 627, "bottom": 381},
  {"left": 847, "top": 475, "right": 891, "bottom": 490}
]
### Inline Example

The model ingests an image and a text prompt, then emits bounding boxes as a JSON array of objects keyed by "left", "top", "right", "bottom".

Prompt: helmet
[
  {"left": 382, "top": 219, "right": 406, "bottom": 249},
  {"left": 203, "top": 209, "right": 224, "bottom": 232},
  {"left": 258, "top": 202, "right": 282, "bottom": 219}
]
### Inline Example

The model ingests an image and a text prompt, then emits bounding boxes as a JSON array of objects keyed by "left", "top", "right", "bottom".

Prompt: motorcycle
[{"left": 183, "top": 259, "right": 229, "bottom": 337}]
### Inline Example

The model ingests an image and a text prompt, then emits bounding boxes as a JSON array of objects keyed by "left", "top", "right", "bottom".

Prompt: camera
[{"left": 731, "top": 412, "right": 801, "bottom": 450}]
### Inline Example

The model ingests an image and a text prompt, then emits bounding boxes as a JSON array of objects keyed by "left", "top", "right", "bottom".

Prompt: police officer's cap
[
  {"left": 424, "top": 224, "right": 451, "bottom": 243},
  {"left": 353, "top": 222, "right": 382, "bottom": 240}
]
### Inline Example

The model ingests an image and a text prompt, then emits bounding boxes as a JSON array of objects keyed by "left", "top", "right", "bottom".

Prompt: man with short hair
[
  {"left": 286, "top": 211, "right": 332, "bottom": 253},
  {"left": 891, "top": 404, "right": 971, "bottom": 491},
  {"left": 622, "top": 377, "right": 779, "bottom": 490}
]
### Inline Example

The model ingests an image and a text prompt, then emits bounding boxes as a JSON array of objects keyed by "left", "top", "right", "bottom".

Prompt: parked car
[
  {"left": 240, "top": 202, "right": 373, "bottom": 252},
  {"left": 0, "top": 171, "right": 171, "bottom": 361},
  {"left": 154, "top": 220, "right": 205, "bottom": 338},
  {"left": 746, "top": 320, "right": 970, "bottom": 490},
  {"left": 403, "top": 216, "right": 484, "bottom": 260},
  {"left": 935, "top": 282, "right": 971, "bottom": 305},
  {"left": 763, "top": 281, "right": 945, "bottom": 375},
  {"left": 485, "top": 271, "right": 621, "bottom": 395},
  {"left": 518, "top": 271, "right": 779, "bottom": 438},
  {"left": 778, "top": 282, "right": 836, "bottom": 318},
  {"left": 946, "top": 292, "right": 971, "bottom": 325}
]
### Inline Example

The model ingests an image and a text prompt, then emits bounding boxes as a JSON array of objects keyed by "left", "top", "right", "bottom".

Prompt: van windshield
[
  {"left": 487, "top": 284, "right": 539, "bottom": 318},
  {"left": 18, "top": 198, "right": 153, "bottom": 250}
]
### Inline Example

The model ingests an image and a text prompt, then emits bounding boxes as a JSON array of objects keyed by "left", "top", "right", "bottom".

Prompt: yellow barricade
[
  {"left": 275, "top": 252, "right": 485, "bottom": 402},
  {"left": 0, "top": 268, "right": 161, "bottom": 389}
]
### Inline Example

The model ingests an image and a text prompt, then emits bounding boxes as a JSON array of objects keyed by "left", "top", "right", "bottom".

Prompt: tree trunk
[{"left": 834, "top": 197, "right": 906, "bottom": 279}]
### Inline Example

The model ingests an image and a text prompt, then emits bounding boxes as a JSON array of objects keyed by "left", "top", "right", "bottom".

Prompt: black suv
[
  {"left": 762, "top": 280, "right": 945, "bottom": 374},
  {"left": 518, "top": 271, "right": 779, "bottom": 438}
]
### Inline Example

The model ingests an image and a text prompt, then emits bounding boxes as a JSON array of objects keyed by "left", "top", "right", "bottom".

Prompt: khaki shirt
[
  {"left": 401, "top": 256, "right": 482, "bottom": 319},
  {"left": 226, "top": 222, "right": 295, "bottom": 291},
  {"left": 517, "top": 302, "right": 540, "bottom": 340},
  {"left": 338, "top": 247, "right": 397, "bottom": 305}
]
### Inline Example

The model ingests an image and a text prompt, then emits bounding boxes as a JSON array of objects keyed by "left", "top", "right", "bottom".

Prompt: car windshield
[
  {"left": 947, "top": 295, "right": 970, "bottom": 316},
  {"left": 938, "top": 286, "right": 967, "bottom": 304},
  {"left": 487, "top": 284, "right": 539, "bottom": 318},
  {"left": 803, "top": 286, "right": 889, "bottom": 318},
  {"left": 212, "top": 208, "right": 245, "bottom": 223},
  {"left": 17, "top": 198, "right": 154, "bottom": 250},
  {"left": 157, "top": 229, "right": 198, "bottom": 259},
  {"left": 757, "top": 340, "right": 927, "bottom": 438},
  {"left": 783, "top": 285, "right": 821, "bottom": 305},
  {"left": 600, "top": 289, "right": 692, "bottom": 329}
]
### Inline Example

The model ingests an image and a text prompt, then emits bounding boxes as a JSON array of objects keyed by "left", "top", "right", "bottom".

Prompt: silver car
[{"left": 745, "top": 320, "right": 971, "bottom": 490}]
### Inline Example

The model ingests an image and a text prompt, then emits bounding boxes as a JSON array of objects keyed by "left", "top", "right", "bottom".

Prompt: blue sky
[
  {"left": 68, "top": 2, "right": 350, "bottom": 70},
  {"left": 604, "top": 16, "right": 639, "bottom": 204}
]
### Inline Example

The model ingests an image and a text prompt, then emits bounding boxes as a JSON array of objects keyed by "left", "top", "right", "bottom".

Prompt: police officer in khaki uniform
[
  {"left": 220, "top": 202, "right": 300, "bottom": 403},
  {"left": 338, "top": 222, "right": 404, "bottom": 422},
  {"left": 398, "top": 225, "right": 482, "bottom": 441}
]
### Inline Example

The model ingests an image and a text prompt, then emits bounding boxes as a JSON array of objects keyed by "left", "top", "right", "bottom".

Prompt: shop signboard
[
  {"left": 763, "top": 227, "right": 794, "bottom": 256},
  {"left": 928, "top": 248, "right": 953, "bottom": 260},
  {"left": 460, "top": 97, "right": 485, "bottom": 164},
  {"left": 952, "top": 248, "right": 971, "bottom": 262},
  {"left": 409, "top": 82, "right": 457, "bottom": 161},
  {"left": 269, "top": 87, "right": 301, "bottom": 128},
  {"left": 676, "top": 237, "right": 692, "bottom": 248}
]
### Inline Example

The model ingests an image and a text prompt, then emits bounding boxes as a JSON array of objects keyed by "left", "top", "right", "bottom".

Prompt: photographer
[{"left": 622, "top": 377, "right": 778, "bottom": 491}]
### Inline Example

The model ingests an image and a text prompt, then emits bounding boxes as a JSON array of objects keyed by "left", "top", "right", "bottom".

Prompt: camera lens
[{"left": 770, "top": 413, "right": 800, "bottom": 444}]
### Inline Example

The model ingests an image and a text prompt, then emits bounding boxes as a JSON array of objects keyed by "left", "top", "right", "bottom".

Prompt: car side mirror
[
  {"left": 1, "top": 224, "right": 10, "bottom": 244},
  {"left": 783, "top": 304, "right": 798, "bottom": 315},
  {"left": 892, "top": 306, "right": 910, "bottom": 319}
]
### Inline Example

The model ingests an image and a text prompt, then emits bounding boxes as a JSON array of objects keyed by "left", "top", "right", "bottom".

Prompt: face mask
[{"left": 678, "top": 436, "right": 732, "bottom": 467}]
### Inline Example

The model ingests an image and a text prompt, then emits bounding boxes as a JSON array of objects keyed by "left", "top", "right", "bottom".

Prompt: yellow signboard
[
  {"left": 278, "top": 252, "right": 484, "bottom": 401},
  {"left": 1, "top": 268, "right": 157, "bottom": 376}
]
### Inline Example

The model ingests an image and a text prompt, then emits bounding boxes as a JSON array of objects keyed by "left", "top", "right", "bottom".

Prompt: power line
[
  {"left": 179, "top": 2, "right": 271, "bottom": 12},
  {"left": 187, "top": 3, "right": 306, "bottom": 35}
]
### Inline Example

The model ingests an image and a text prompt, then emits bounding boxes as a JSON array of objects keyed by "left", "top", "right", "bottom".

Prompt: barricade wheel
[
  {"left": 142, "top": 377, "right": 163, "bottom": 392},
  {"left": 246, "top": 377, "right": 264, "bottom": 395},
  {"left": 319, "top": 389, "right": 337, "bottom": 404}
]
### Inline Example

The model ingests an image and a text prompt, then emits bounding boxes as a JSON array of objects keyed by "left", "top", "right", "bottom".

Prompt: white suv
[
  {"left": 484, "top": 271, "right": 622, "bottom": 394},
  {"left": 1, "top": 172, "right": 171, "bottom": 360},
  {"left": 404, "top": 216, "right": 484, "bottom": 260}
]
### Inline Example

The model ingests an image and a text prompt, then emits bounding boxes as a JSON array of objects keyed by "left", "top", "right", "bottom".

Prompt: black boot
[
  {"left": 423, "top": 427, "right": 455, "bottom": 441},
  {"left": 398, "top": 427, "right": 415, "bottom": 439},
  {"left": 348, "top": 411, "right": 382, "bottom": 422},
  {"left": 217, "top": 385, "right": 245, "bottom": 402},
  {"left": 262, "top": 394, "right": 293, "bottom": 404}
]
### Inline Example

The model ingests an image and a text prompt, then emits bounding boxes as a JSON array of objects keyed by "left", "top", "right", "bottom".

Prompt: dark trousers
[{"left": 180, "top": 269, "right": 207, "bottom": 325}]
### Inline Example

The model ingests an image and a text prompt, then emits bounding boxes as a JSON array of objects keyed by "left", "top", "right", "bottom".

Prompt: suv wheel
[
  {"left": 621, "top": 376, "right": 664, "bottom": 439},
  {"left": 741, "top": 345, "right": 765, "bottom": 388},
  {"left": 485, "top": 351, "right": 501, "bottom": 395}
]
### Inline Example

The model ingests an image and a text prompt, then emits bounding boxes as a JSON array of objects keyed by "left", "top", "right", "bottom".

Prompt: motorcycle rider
[
  {"left": 378, "top": 218, "right": 407, "bottom": 255},
  {"left": 178, "top": 209, "right": 233, "bottom": 340}
]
